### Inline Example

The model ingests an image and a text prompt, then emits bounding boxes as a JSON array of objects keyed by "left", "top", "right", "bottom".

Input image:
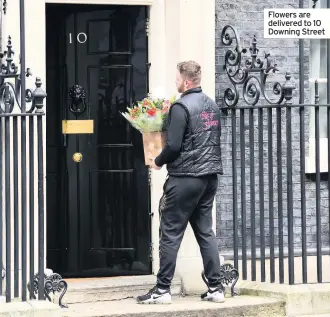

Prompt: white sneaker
[
  {"left": 201, "top": 287, "right": 225, "bottom": 303},
  {"left": 136, "top": 286, "right": 172, "bottom": 304}
]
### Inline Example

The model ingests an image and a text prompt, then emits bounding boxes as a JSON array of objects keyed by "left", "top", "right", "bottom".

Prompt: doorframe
[
  {"left": 42, "top": 0, "right": 163, "bottom": 275},
  {"left": 43, "top": 0, "right": 166, "bottom": 276}
]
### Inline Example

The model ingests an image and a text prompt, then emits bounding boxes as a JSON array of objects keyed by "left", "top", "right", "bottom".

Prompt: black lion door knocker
[{"left": 68, "top": 85, "right": 87, "bottom": 116}]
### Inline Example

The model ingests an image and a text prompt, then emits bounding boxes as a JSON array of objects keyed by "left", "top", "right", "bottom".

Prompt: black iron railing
[
  {"left": 0, "top": 33, "right": 47, "bottom": 302},
  {"left": 0, "top": 0, "right": 50, "bottom": 304},
  {"left": 0, "top": 35, "right": 67, "bottom": 309},
  {"left": 220, "top": 24, "right": 330, "bottom": 285}
]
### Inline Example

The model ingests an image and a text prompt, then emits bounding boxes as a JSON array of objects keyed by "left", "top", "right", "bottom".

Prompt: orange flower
[
  {"left": 143, "top": 99, "right": 151, "bottom": 107},
  {"left": 162, "top": 105, "right": 169, "bottom": 113}
]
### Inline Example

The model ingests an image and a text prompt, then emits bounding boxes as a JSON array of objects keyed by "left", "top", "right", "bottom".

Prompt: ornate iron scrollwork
[
  {"left": 3, "top": 0, "right": 7, "bottom": 15},
  {"left": 0, "top": 36, "right": 40, "bottom": 113},
  {"left": 44, "top": 273, "right": 68, "bottom": 308},
  {"left": 69, "top": 85, "right": 87, "bottom": 115},
  {"left": 221, "top": 25, "right": 295, "bottom": 112},
  {"left": 202, "top": 263, "right": 239, "bottom": 297},
  {"left": 27, "top": 271, "right": 68, "bottom": 308}
]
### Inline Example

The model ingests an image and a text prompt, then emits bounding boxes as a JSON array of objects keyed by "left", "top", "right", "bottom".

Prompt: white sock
[
  {"left": 158, "top": 288, "right": 168, "bottom": 293},
  {"left": 209, "top": 287, "right": 217, "bottom": 291}
]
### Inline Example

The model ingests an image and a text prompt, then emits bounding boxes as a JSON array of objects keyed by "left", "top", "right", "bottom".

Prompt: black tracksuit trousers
[{"left": 156, "top": 174, "right": 221, "bottom": 289}]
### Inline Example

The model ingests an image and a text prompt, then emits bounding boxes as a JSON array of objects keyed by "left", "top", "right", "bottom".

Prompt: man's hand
[{"left": 149, "top": 158, "right": 162, "bottom": 170}]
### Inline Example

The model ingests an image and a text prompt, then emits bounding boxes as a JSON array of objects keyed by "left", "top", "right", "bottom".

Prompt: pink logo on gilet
[{"left": 200, "top": 111, "right": 219, "bottom": 130}]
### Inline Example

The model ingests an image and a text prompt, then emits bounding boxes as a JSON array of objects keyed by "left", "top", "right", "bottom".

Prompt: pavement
[{"left": 60, "top": 295, "right": 285, "bottom": 317}]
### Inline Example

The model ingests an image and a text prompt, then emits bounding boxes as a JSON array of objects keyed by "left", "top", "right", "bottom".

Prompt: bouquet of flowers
[
  {"left": 121, "top": 95, "right": 177, "bottom": 166},
  {"left": 121, "top": 96, "right": 176, "bottom": 133}
]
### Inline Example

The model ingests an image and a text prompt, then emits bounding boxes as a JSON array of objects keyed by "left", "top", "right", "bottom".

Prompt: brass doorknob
[{"left": 72, "top": 152, "right": 83, "bottom": 163}]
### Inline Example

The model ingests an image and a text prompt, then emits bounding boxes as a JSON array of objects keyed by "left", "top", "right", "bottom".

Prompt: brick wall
[{"left": 215, "top": 0, "right": 330, "bottom": 255}]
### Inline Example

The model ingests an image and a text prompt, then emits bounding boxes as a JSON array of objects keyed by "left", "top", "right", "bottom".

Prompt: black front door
[{"left": 46, "top": 4, "right": 151, "bottom": 277}]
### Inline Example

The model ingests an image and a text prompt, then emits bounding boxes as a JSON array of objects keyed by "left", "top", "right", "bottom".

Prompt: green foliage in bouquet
[{"left": 121, "top": 95, "right": 177, "bottom": 133}]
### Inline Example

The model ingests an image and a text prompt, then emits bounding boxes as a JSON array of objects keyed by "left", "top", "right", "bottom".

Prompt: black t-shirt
[{"left": 155, "top": 103, "right": 187, "bottom": 167}]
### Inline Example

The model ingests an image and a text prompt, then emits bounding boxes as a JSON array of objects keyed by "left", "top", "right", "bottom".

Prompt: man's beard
[{"left": 177, "top": 83, "right": 184, "bottom": 93}]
